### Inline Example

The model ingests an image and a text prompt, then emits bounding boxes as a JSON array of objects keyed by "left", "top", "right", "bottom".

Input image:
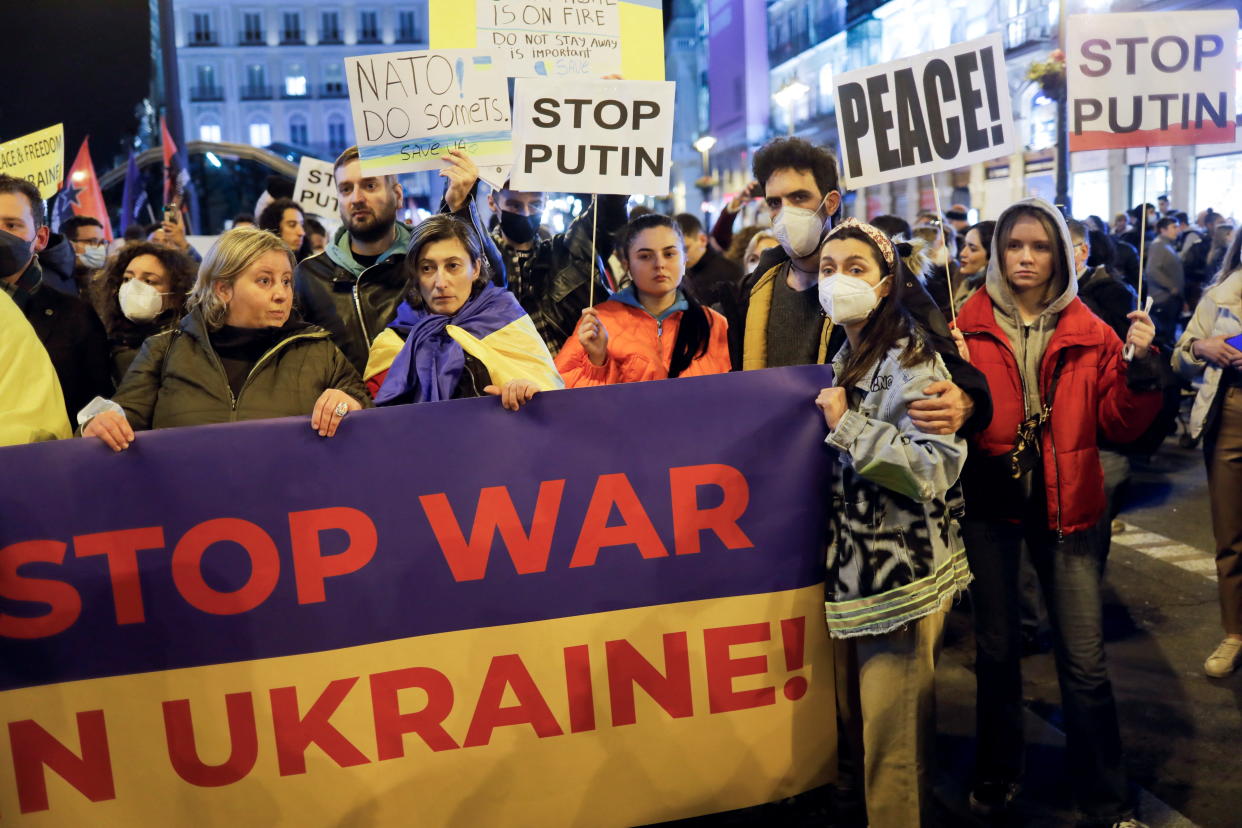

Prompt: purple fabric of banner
[{"left": 0, "top": 366, "right": 834, "bottom": 692}]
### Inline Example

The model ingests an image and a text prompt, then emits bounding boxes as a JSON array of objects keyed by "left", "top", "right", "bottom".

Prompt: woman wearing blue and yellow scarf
[{"left": 364, "top": 215, "right": 563, "bottom": 410}]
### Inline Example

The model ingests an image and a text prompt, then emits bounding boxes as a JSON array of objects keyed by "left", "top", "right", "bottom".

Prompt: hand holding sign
[
  {"left": 440, "top": 149, "right": 480, "bottom": 212},
  {"left": 1123, "top": 305, "right": 1156, "bottom": 361},
  {"left": 577, "top": 306, "right": 610, "bottom": 366}
]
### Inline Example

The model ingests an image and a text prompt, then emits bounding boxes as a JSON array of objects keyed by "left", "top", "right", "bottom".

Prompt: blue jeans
[{"left": 963, "top": 519, "right": 1133, "bottom": 826}]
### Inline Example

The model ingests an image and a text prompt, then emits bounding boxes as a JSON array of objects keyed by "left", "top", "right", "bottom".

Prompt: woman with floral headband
[{"left": 813, "top": 217, "right": 972, "bottom": 828}]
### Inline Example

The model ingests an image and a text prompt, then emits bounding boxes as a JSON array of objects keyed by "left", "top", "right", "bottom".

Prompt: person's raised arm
[{"left": 438, "top": 149, "right": 506, "bottom": 286}]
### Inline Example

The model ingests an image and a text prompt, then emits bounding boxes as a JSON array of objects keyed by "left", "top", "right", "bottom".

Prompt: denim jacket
[{"left": 822, "top": 339, "right": 972, "bottom": 637}]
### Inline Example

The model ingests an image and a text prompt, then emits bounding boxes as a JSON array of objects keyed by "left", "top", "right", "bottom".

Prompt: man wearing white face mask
[
  {"left": 731, "top": 138, "right": 992, "bottom": 438},
  {"left": 95, "top": 242, "right": 196, "bottom": 382}
]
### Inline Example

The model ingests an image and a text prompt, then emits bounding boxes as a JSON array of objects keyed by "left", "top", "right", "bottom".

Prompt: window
[
  {"left": 817, "top": 63, "right": 834, "bottom": 114},
  {"left": 359, "top": 10, "right": 380, "bottom": 43},
  {"left": 190, "top": 12, "right": 215, "bottom": 45},
  {"left": 241, "top": 11, "right": 263, "bottom": 44},
  {"left": 192, "top": 65, "right": 221, "bottom": 101},
  {"left": 1072, "top": 169, "right": 1111, "bottom": 222},
  {"left": 1129, "top": 163, "right": 1169, "bottom": 210},
  {"left": 285, "top": 63, "right": 307, "bottom": 97},
  {"left": 327, "top": 117, "right": 348, "bottom": 155},
  {"left": 289, "top": 115, "right": 309, "bottom": 146},
  {"left": 281, "top": 11, "right": 303, "bottom": 43},
  {"left": 249, "top": 123, "right": 272, "bottom": 147},
  {"left": 322, "top": 62, "right": 346, "bottom": 97},
  {"left": 1195, "top": 153, "right": 1242, "bottom": 218},
  {"left": 320, "top": 11, "right": 342, "bottom": 43},
  {"left": 396, "top": 10, "right": 418, "bottom": 42},
  {"left": 199, "top": 123, "right": 222, "bottom": 142},
  {"left": 243, "top": 64, "right": 270, "bottom": 99}
]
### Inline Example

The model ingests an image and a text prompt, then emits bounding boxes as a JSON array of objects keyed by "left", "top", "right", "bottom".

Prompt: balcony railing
[
  {"left": 280, "top": 32, "right": 305, "bottom": 45},
  {"left": 319, "top": 83, "right": 348, "bottom": 99},
  {"left": 396, "top": 28, "right": 422, "bottom": 43},
  {"left": 238, "top": 33, "right": 264, "bottom": 46},
  {"left": 187, "top": 31, "right": 219, "bottom": 47},
  {"left": 320, "top": 30, "right": 343, "bottom": 44},
  {"left": 239, "top": 85, "right": 273, "bottom": 101},
  {"left": 189, "top": 86, "right": 225, "bottom": 102}
]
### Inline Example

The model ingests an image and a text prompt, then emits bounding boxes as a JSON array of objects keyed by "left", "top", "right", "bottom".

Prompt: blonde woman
[{"left": 80, "top": 228, "right": 369, "bottom": 450}]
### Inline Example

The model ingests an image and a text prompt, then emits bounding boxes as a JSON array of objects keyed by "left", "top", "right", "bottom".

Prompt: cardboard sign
[
  {"left": 293, "top": 156, "right": 339, "bottom": 218},
  {"left": 345, "top": 49, "right": 513, "bottom": 176},
  {"left": 833, "top": 34, "right": 1015, "bottom": 189},
  {"left": 510, "top": 78, "right": 675, "bottom": 195},
  {"left": 474, "top": 0, "right": 622, "bottom": 78},
  {"left": 1067, "top": 11, "right": 1239, "bottom": 151},
  {"left": 0, "top": 124, "right": 65, "bottom": 199},
  {"left": 430, "top": 0, "right": 665, "bottom": 81}
]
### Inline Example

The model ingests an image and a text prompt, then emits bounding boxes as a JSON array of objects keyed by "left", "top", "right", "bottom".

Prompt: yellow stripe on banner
[{"left": 0, "top": 586, "right": 834, "bottom": 827}]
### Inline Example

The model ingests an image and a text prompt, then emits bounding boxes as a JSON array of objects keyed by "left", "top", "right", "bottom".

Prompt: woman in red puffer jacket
[{"left": 953, "top": 198, "right": 1161, "bottom": 828}]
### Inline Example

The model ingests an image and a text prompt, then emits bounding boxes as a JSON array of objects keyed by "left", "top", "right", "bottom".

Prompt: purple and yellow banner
[{"left": 0, "top": 367, "right": 836, "bottom": 826}]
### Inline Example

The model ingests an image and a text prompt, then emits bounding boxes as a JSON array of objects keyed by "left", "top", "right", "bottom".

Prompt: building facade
[
  {"left": 736, "top": 0, "right": 1242, "bottom": 224},
  {"left": 173, "top": 2, "right": 427, "bottom": 164}
]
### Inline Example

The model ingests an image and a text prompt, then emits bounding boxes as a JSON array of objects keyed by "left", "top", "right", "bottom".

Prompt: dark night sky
[{"left": 3, "top": 1, "right": 150, "bottom": 173}]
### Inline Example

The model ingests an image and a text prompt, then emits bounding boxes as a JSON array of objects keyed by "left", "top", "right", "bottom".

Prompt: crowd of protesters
[{"left": 3, "top": 132, "right": 1240, "bottom": 828}]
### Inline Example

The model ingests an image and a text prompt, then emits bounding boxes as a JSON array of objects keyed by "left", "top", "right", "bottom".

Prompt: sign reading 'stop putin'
[
  {"left": 1067, "top": 11, "right": 1238, "bottom": 151},
  {"left": 833, "top": 34, "right": 1015, "bottom": 189}
]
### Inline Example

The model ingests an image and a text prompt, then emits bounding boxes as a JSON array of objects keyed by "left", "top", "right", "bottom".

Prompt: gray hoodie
[{"left": 984, "top": 197, "right": 1078, "bottom": 418}]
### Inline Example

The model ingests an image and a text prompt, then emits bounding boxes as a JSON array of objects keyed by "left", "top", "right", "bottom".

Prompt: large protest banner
[
  {"left": 292, "top": 156, "right": 339, "bottom": 218},
  {"left": 0, "top": 125, "right": 65, "bottom": 200},
  {"left": 833, "top": 34, "right": 1016, "bottom": 189},
  {"left": 0, "top": 367, "right": 836, "bottom": 826},
  {"left": 511, "top": 78, "right": 676, "bottom": 195},
  {"left": 345, "top": 49, "right": 513, "bottom": 177},
  {"left": 1066, "top": 11, "right": 1238, "bottom": 151},
  {"left": 430, "top": 0, "right": 665, "bottom": 81}
]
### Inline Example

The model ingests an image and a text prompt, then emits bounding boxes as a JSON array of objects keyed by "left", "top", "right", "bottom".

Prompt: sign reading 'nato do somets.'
[
  {"left": 1067, "top": 10, "right": 1239, "bottom": 151},
  {"left": 345, "top": 49, "right": 513, "bottom": 176},
  {"left": 510, "top": 78, "right": 676, "bottom": 195},
  {"left": 833, "top": 33, "right": 1016, "bottom": 189}
]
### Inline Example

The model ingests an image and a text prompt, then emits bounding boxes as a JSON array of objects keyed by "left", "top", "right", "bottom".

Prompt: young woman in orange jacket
[{"left": 556, "top": 213, "right": 731, "bottom": 385}]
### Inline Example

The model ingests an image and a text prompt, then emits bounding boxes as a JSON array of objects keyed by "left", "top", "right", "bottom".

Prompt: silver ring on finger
[{"left": 334, "top": 401, "right": 350, "bottom": 417}]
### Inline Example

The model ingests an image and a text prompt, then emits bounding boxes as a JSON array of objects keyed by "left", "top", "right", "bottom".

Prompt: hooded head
[{"left": 985, "top": 197, "right": 1077, "bottom": 324}]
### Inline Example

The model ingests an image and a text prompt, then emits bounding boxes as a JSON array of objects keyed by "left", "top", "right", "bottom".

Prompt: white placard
[
  {"left": 293, "top": 156, "right": 339, "bottom": 218},
  {"left": 510, "top": 78, "right": 675, "bottom": 195},
  {"left": 476, "top": 0, "right": 622, "bottom": 78},
  {"left": 833, "top": 33, "right": 1015, "bottom": 189},
  {"left": 345, "top": 49, "right": 513, "bottom": 177},
  {"left": 1067, "top": 11, "right": 1238, "bottom": 151}
]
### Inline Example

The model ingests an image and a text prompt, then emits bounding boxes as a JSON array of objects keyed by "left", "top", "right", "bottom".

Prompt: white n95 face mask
[
  {"left": 79, "top": 245, "right": 107, "bottom": 269},
  {"left": 818, "top": 274, "right": 890, "bottom": 325},
  {"left": 118, "top": 278, "right": 166, "bottom": 323},
  {"left": 773, "top": 202, "right": 828, "bottom": 259}
]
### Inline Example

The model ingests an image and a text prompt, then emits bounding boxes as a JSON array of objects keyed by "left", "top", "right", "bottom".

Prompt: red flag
[
  {"left": 60, "top": 138, "right": 114, "bottom": 241},
  {"left": 160, "top": 116, "right": 181, "bottom": 205}
]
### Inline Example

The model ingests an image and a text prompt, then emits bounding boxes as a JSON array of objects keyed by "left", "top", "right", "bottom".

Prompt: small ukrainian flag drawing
[{"left": 472, "top": 56, "right": 494, "bottom": 69}]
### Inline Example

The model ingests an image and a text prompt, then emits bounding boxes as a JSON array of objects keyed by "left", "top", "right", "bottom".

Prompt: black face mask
[
  {"left": 0, "top": 228, "right": 33, "bottom": 277},
  {"left": 499, "top": 209, "right": 542, "bottom": 244}
]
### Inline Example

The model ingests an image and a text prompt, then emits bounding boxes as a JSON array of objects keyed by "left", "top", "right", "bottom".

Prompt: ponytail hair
[{"left": 618, "top": 212, "right": 712, "bottom": 378}]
